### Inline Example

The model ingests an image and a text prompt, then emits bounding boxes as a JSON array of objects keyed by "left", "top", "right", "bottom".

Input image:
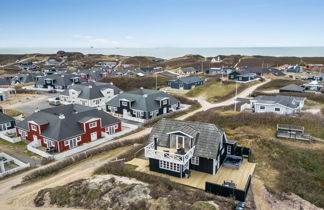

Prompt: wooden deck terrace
[{"left": 126, "top": 158, "right": 256, "bottom": 190}]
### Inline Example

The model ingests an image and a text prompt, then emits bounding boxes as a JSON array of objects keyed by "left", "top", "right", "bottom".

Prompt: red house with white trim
[{"left": 16, "top": 104, "right": 121, "bottom": 152}]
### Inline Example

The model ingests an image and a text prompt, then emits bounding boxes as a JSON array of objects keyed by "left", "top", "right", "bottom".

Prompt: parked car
[{"left": 48, "top": 97, "right": 60, "bottom": 106}]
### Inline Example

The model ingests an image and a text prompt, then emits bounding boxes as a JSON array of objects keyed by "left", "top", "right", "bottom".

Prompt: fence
[
  {"left": 0, "top": 130, "right": 21, "bottom": 143},
  {"left": 205, "top": 175, "right": 252, "bottom": 201},
  {"left": 0, "top": 152, "right": 30, "bottom": 178},
  {"left": 53, "top": 122, "right": 138, "bottom": 160},
  {"left": 27, "top": 144, "right": 53, "bottom": 158}
]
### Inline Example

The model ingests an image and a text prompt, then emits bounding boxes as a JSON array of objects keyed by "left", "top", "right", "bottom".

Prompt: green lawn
[
  {"left": 186, "top": 79, "right": 238, "bottom": 102},
  {"left": 0, "top": 138, "right": 35, "bottom": 157}
]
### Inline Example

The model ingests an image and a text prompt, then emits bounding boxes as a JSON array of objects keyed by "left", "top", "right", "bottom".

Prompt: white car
[{"left": 48, "top": 97, "right": 60, "bottom": 106}]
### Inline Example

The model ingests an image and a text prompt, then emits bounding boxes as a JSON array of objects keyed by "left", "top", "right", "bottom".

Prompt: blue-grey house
[{"left": 167, "top": 76, "right": 205, "bottom": 90}]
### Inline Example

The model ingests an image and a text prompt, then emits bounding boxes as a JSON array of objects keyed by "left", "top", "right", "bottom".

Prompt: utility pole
[
  {"left": 234, "top": 82, "right": 238, "bottom": 112},
  {"left": 156, "top": 73, "right": 158, "bottom": 90}
]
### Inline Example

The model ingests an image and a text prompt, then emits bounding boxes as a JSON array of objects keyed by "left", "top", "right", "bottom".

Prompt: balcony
[{"left": 144, "top": 142, "right": 195, "bottom": 165}]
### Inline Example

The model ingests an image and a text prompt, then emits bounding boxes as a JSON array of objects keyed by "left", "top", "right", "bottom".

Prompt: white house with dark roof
[
  {"left": 34, "top": 74, "right": 86, "bottom": 90},
  {"left": 248, "top": 95, "right": 305, "bottom": 114},
  {"left": 0, "top": 107, "right": 16, "bottom": 132},
  {"left": 59, "top": 82, "right": 122, "bottom": 108},
  {"left": 106, "top": 88, "right": 180, "bottom": 122}
]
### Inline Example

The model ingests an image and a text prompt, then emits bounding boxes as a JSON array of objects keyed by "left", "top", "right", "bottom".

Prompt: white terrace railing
[{"left": 144, "top": 142, "right": 195, "bottom": 165}]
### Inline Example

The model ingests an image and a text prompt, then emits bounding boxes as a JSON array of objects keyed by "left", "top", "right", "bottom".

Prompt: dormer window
[
  {"left": 31, "top": 124, "right": 37, "bottom": 131},
  {"left": 122, "top": 101, "right": 128, "bottom": 106},
  {"left": 162, "top": 99, "right": 168, "bottom": 105},
  {"left": 45, "top": 79, "right": 53, "bottom": 84},
  {"left": 89, "top": 122, "right": 97, "bottom": 128}
]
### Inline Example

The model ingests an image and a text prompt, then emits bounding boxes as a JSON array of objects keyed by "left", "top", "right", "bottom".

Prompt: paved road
[
  {"left": 0, "top": 80, "right": 270, "bottom": 210},
  {"left": 177, "top": 79, "right": 271, "bottom": 120}
]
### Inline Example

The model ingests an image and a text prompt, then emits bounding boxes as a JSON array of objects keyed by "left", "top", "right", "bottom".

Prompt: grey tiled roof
[
  {"left": 106, "top": 88, "right": 179, "bottom": 112},
  {"left": 169, "top": 76, "right": 204, "bottom": 84},
  {"left": 253, "top": 95, "right": 305, "bottom": 108},
  {"left": 181, "top": 67, "right": 197, "bottom": 73},
  {"left": 280, "top": 84, "right": 304, "bottom": 92},
  {"left": 149, "top": 118, "right": 225, "bottom": 159},
  {"left": 35, "top": 74, "right": 86, "bottom": 87},
  {"left": 60, "top": 82, "right": 122, "bottom": 100},
  {"left": 17, "top": 104, "right": 120, "bottom": 141},
  {"left": 0, "top": 112, "right": 15, "bottom": 124}
]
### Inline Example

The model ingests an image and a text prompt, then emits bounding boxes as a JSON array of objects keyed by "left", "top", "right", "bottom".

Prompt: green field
[{"left": 186, "top": 79, "right": 238, "bottom": 102}]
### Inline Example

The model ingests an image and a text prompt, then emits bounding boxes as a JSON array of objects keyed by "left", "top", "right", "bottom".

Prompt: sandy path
[
  {"left": 177, "top": 79, "right": 270, "bottom": 120},
  {"left": 0, "top": 81, "right": 269, "bottom": 210}
]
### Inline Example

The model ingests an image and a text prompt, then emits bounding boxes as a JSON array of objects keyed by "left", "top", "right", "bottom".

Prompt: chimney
[
  {"left": 34, "top": 108, "right": 40, "bottom": 112},
  {"left": 140, "top": 87, "right": 144, "bottom": 89},
  {"left": 154, "top": 137, "right": 158, "bottom": 150},
  {"left": 110, "top": 82, "right": 113, "bottom": 85},
  {"left": 143, "top": 94, "right": 148, "bottom": 98},
  {"left": 58, "top": 114, "right": 65, "bottom": 119},
  {"left": 89, "top": 85, "right": 92, "bottom": 88}
]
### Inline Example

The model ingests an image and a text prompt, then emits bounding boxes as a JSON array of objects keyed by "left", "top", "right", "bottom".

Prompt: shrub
[
  {"left": 22, "top": 136, "right": 148, "bottom": 183},
  {"left": 99, "top": 75, "right": 169, "bottom": 91},
  {"left": 187, "top": 109, "right": 324, "bottom": 138},
  {"left": 256, "top": 79, "right": 304, "bottom": 91}
]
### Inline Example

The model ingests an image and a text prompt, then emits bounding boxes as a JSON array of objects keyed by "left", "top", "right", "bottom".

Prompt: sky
[{"left": 0, "top": 0, "right": 324, "bottom": 48}]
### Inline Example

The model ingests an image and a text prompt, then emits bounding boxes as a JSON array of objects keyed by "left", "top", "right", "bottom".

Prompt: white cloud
[
  {"left": 71, "top": 34, "right": 119, "bottom": 47},
  {"left": 125, "top": 35, "right": 134, "bottom": 40}
]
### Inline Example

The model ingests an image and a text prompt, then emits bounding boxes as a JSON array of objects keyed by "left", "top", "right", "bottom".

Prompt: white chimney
[
  {"left": 110, "top": 82, "right": 113, "bottom": 85},
  {"left": 143, "top": 94, "right": 148, "bottom": 98},
  {"left": 59, "top": 114, "right": 65, "bottom": 119},
  {"left": 89, "top": 85, "right": 93, "bottom": 88},
  {"left": 140, "top": 87, "right": 144, "bottom": 89},
  {"left": 34, "top": 108, "right": 40, "bottom": 112}
]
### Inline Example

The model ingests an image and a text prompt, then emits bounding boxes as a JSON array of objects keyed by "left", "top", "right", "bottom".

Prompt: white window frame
[
  {"left": 260, "top": 106, "right": 265, "bottom": 110},
  {"left": 31, "top": 124, "right": 37, "bottom": 131},
  {"left": 159, "top": 160, "right": 180, "bottom": 172},
  {"left": 191, "top": 156, "right": 199, "bottom": 165},
  {"left": 89, "top": 122, "right": 97, "bottom": 128},
  {"left": 121, "top": 101, "right": 128, "bottom": 106},
  {"left": 275, "top": 107, "right": 281, "bottom": 112},
  {"left": 162, "top": 99, "right": 168, "bottom": 105},
  {"left": 227, "top": 145, "right": 232, "bottom": 154}
]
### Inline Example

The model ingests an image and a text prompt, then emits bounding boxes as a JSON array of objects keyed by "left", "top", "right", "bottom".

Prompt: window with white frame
[
  {"left": 260, "top": 106, "right": 265, "bottom": 110},
  {"left": 121, "top": 101, "right": 128, "bottom": 106},
  {"left": 191, "top": 156, "right": 199, "bottom": 165},
  {"left": 89, "top": 122, "right": 97, "bottom": 128},
  {"left": 275, "top": 107, "right": 280, "bottom": 112},
  {"left": 31, "top": 124, "right": 37, "bottom": 131},
  {"left": 162, "top": 99, "right": 168, "bottom": 105},
  {"left": 5, "top": 122, "right": 10, "bottom": 127},
  {"left": 159, "top": 160, "right": 180, "bottom": 172}
]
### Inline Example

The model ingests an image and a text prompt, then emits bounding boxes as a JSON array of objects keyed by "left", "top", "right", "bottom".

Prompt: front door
[
  {"left": 123, "top": 109, "right": 129, "bottom": 117},
  {"left": 163, "top": 107, "right": 167, "bottom": 114},
  {"left": 91, "top": 132, "right": 97, "bottom": 141},
  {"left": 176, "top": 136, "right": 184, "bottom": 149},
  {"left": 69, "top": 139, "right": 77, "bottom": 149},
  {"left": 0, "top": 124, "right": 4, "bottom": 131}
]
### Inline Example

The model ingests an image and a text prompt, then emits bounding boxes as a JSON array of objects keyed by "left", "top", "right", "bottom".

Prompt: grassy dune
[{"left": 187, "top": 108, "right": 324, "bottom": 207}]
